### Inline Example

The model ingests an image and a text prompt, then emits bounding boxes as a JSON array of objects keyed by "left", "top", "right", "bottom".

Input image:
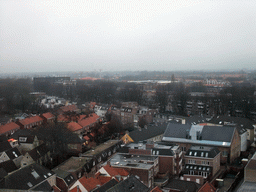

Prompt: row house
[
  {"left": 18, "top": 135, "right": 40, "bottom": 152},
  {"left": 105, "top": 175, "right": 149, "bottom": 192},
  {"left": 0, "top": 122, "right": 20, "bottom": 137},
  {"left": 0, "top": 147, "right": 23, "bottom": 168},
  {"left": 57, "top": 104, "right": 80, "bottom": 115},
  {"left": 2, "top": 163, "right": 56, "bottom": 191},
  {"left": 162, "top": 123, "right": 240, "bottom": 164},
  {"left": 96, "top": 164, "right": 129, "bottom": 181},
  {"left": 40, "top": 112, "right": 55, "bottom": 124},
  {"left": 53, "top": 169, "right": 77, "bottom": 192},
  {"left": 108, "top": 153, "right": 158, "bottom": 188},
  {"left": 17, "top": 115, "right": 43, "bottom": 129},
  {"left": 52, "top": 157, "right": 92, "bottom": 181},
  {"left": 21, "top": 143, "right": 51, "bottom": 167},
  {"left": 121, "top": 142, "right": 183, "bottom": 176},
  {"left": 70, "top": 165, "right": 129, "bottom": 192},
  {"left": 0, "top": 160, "right": 18, "bottom": 177},
  {"left": 182, "top": 145, "right": 221, "bottom": 185},
  {"left": 77, "top": 113, "right": 100, "bottom": 135},
  {"left": 81, "top": 140, "right": 122, "bottom": 176}
]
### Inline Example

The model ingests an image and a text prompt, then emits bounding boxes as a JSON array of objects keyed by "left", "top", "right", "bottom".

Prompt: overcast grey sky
[{"left": 1, "top": 0, "right": 256, "bottom": 73}]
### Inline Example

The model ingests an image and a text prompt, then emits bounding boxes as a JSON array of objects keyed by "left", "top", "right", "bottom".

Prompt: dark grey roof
[
  {"left": 28, "top": 144, "right": 49, "bottom": 161},
  {"left": 185, "top": 146, "right": 220, "bottom": 158},
  {"left": 32, "top": 180, "right": 52, "bottom": 191},
  {"left": 164, "top": 179, "right": 201, "bottom": 192},
  {"left": 4, "top": 163, "right": 55, "bottom": 190},
  {"left": 93, "top": 179, "right": 118, "bottom": 192},
  {"left": 152, "top": 148, "right": 174, "bottom": 156},
  {"left": 18, "top": 135, "right": 36, "bottom": 143},
  {"left": 11, "top": 129, "right": 34, "bottom": 139},
  {"left": 200, "top": 126, "right": 235, "bottom": 143},
  {"left": 0, "top": 168, "right": 8, "bottom": 180},
  {"left": 209, "top": 115, "right": 255, "bottom": 130},
  {"left": 5, "top": 147, "right": 22, "bottom": 160},
  {"left": 164, "top": 123, "right": 191, "bottom": 138},
  {"left": 0, "top": 160, "right": 18, "bottom": 173},
  {"left": 129, "top": 123, "right": 168, "bottom": 143},
  {"left": 183, "top": 115, "right": 212, "bottom": 125},
  {"left": 106, "top": 175, "right": 149, "bottom": 192},
  {"left": 63, "top": 173, "right": 76, "bottom": 187},
  {"left": 0, "top": 141, "right": 12, "bottom": 153}
]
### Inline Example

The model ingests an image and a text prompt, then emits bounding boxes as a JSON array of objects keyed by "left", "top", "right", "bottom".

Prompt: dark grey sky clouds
[{"left": 1, "top": 0, "right": 256, "bottom": 73}]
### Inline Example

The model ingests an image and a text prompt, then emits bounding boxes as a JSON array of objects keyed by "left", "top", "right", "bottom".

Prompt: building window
[
  {"left": 19, "top": 137, "right": 27, "bottom": 142},
  {"left": 222, "top": 151, "right": 228, "bottom": 157},
  {"left": 188, "top": 159, "right": 196, "bottom": 164},
  {"left": 182, "top": 147, "right": 186, "bottom": 151}
]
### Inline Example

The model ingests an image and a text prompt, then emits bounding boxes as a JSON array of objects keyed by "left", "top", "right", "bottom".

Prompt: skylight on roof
[
  {"left": 27, "top": 182, "right": 33, "bottom": 188},
  {"left": 31, "top": 171, "right": 40, "bottom": 179}
]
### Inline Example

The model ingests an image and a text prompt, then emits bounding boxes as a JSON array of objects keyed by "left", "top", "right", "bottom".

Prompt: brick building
[
  {"left": 108, "top": 153, "right": 158, "bottom": 188},
  {"left": 182, "top": 146, "right": 220, "bottom": 184}
]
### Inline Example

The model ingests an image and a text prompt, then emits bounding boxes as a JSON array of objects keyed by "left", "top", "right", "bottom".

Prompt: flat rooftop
[
  {"left": 127, "top": 142, "right": 178, "bottom": 150},
  {"left": 109, "top": 153, "right": 157, "bottom": 170}
]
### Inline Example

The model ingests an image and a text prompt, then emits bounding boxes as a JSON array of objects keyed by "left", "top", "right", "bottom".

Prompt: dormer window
[
  {"left": 19, "top": 137, "right": 27, "bottom": 142},
  {"left": 194, "top": 152, "right": 197, "bottom": 156},
  {"left": 205, "top": 153, "right": 209, "bottom": 158},
  {"left": 189, "top": 151, "right": 193, "bottom": 156},
  {"left": 201, "top": 152, "right": 204, "bottom": 157}
]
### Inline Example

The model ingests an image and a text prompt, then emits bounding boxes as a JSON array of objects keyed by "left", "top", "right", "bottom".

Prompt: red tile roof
[
  {"left": 198, "top": 182, "right": 216, "bottom": 192},
  {"left": 67, "top": 122, "right": 83, "bottom": 132},
  {"left": 79, "top": 176, "right": 101, "bottom": 191},
  {"left": 69, "top": 187, "right": 81, "bottom": 192},
  {"left": 57, "top": 114, "right": 72, "bottom": 122},
  {"left": 41, "top": 112, "right": 55, "bottom": 119},
  {"left": 83, "top": 136, "right": 90, "bottom": 141},
  {"left": 18, "top": 116, "right": 43, "bottom": 126},
  {"left": 80, "top": 77, "right": 99, "bottom": 81},
  {"left": 151, "top": 186, "right": 164, "bottom": 192},
  {"left": 78, "top": 113, "right": 100, "bottom": 128},
  {"left": 60, "top": 105, "right": 78, "bottom": 113},
  {"left": 0, "top": 122, "right": 20, "bottom": 135},
  {"left": 97, "top": 175, "right": 112, "bottom": 185},
  {"left": 103, "top": 164, "right": 129, "bottom": 177}
]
